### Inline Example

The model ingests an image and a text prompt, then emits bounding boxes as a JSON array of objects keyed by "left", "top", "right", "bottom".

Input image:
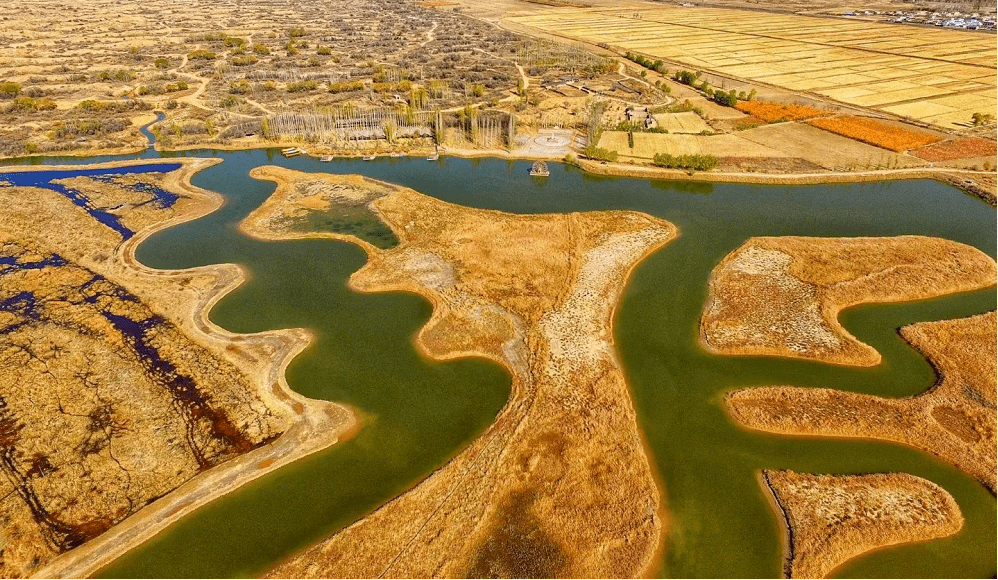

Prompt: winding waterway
[{"left": 2, "top": 148, "right": 995, "bottom": 578}]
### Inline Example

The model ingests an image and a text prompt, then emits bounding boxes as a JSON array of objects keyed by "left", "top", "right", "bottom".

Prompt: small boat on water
[
  {"left": 281, "top": 147, "right": 305, "bottom": 157},
  {"left": 319, "top": 155, "right": 334, "bottom": 162},
  {"left": 389, "top": 152, "right": 403, "bottom": 158},
  {"left": 426, "top": 153, "right": 439, "bottom": 161},
  {"left": 529, "top": 161, "right": 550, "bottom": 177},
  {"left": 362, "top": 154, "right": 377, "bottom": 161}
]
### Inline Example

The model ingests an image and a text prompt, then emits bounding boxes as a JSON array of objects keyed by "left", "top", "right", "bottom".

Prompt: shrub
[
  {"left": 652, "top": 152, "right": 718, "bottom": 171},
  {"left": 232, "top": 55, "right": 258, "bottom": 66},
  {"left": 10, "top": 96, "right": 56, "bottom": 111},
  {"left": 317, "top": 46, "right": 332, "bottom": 56},
  {"left": 286, "top": 80, "right": 317, "bottom": 93},
  {"left": 583, "top": 144, "right": 618, "bottom": 162},
  {"left": 712, "top": 89, "right": 738, "bottom": 107},
  {"left": 971, "top": 112, "right": 995, "bottom": 126},
  {"left": 673, "top": 70, "right": 697, "bottom": 86},
  {"left": 328, "top": 80, "right": 364, "bottom": 94},
  {"left": 229, "top": 80, "right": 251, "bottom": 94},
  {"left": 154, "top": 57, "right": 170, "bottom": 69},
  {"left": 0, "top": 81, "right": 22, "bottom": 98},
  {"left": 252, "top": 44, "right": 271, "bottom": 55},
  {"left": 187, "top": 49, "right": 217, "bottom": 60}
]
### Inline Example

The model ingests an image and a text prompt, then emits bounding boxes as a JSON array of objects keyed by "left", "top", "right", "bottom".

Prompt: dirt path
[{"left": 420, "top": 20, "right": 438, "bottom": 47}]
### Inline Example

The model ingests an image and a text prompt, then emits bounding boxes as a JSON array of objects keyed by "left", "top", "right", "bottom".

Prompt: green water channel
[{"left": 3, "top": 150, "right": 995, "bottom": 578}]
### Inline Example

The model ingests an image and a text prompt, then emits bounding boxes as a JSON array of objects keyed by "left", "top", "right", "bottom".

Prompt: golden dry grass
[
  {"left": 762, "top": 470, "right": 963, "bottom": 579},
  {"left": 598, "top": 130, "right": 787, "bottom": 160},
  {"left": 0, "top": 160, "right": 354, "bottom": 578},
  {"left": 735, "top": 101, "right": 826, "bottom": 122},
  {"left": 701, "top": 236, "right": 997, "bottom": 366},
  {"left": 730, "top": 312, "right": 998, "bottom": 492},
  {"left": 244, "top": 166, "right": 676, "bottom": 578},
  {"left": 807, "top": 116, "right": 941, "bottom": 152}
]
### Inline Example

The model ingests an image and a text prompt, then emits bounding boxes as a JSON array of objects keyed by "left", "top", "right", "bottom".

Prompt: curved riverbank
[{"left": 6, "top": 141, "right": 993, "bottom": 204}]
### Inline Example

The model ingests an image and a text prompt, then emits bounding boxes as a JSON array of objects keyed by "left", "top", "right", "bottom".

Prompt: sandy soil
[
  {"left": 730, "top": 311, "right": 997, "bottom": 492},
  {"left": 700, "top": 236, "right": 997, "bottom": 366},
  {"left": 761, "top": 470, "right": 963, "bottom": 579},
  {"left": 241, "top": 166, "right": 675, "bottom": 578},
  {"left": 0, "top": 159, "right": 356, "bottom": 578}
]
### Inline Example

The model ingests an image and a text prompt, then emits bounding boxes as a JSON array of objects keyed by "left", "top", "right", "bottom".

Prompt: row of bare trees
[{"left": 262, "top": 105, "right": 516, "bottom": 149}]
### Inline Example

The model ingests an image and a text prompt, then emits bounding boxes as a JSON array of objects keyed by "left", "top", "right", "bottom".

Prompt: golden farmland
[{"left": 507, "top": 3, "right": 997, "bottom": 128}]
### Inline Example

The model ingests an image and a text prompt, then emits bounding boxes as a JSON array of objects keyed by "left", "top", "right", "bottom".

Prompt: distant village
[{"left": 843, "top": 8, "right": 997, "bottom": 30}]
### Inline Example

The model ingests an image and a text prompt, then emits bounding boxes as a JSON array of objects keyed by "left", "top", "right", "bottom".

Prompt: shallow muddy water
[{"left": 2, "top": 150, "right": 995, "bottom": 578}]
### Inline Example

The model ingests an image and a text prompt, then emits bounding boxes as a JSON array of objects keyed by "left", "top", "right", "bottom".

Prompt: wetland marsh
[{"left": 2, "top": 150, "right": 994, "bottom": 578}]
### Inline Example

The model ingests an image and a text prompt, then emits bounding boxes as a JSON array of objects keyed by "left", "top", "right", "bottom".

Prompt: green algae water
[{"left": 3, "top": 151, "right": 995, "bottom": 578}]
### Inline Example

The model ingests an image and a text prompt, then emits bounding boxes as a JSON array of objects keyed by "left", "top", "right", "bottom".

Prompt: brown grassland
[
  {"left": 761, "top": 470, "right": 963, "bottom": 579},
  {"left": 0, "top": 160, "right": 355, "bottom": 578},
  {"left": 913, "top": 137, "right": 998, "bottom": 162},
  {"left": 730, "top": 311, "right": 997, "bottom": 492},
  {"left": 242, "top": 166, "right": 675, "bottom": 578},
  {"left": 701, "top": 236, "right": 997, "bottom": 366},
  {"left": 807, "top": 116, "right": 942, "bottom": 152}
]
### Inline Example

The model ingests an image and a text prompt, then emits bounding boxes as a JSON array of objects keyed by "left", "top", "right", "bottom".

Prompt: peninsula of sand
[
  {"left": 241, "top": 166, "right": 675, "bottom": 577},
  {"left": 0, "top": 160, "right": 356, "bottom": 578},
  {"left": 699, "top": 235, "right": 996, "bottom": 577}
]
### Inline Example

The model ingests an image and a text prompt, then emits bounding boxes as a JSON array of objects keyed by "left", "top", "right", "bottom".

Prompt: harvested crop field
[
  {"left": 729, "top": 311, "right": 998, "bottom": 492},
  {"left": 653, "top": 111, "right": 713, "bottom": 134},
  {"left": 913, "top": 138, "right": 998, "bottom": 162},
  {"left": 762, "top": 470, "right": 963, "bottom": 579},
  {"left": 507, "top": 2, "right": 997, "bottom": 128},
  {"left": 807, "top": 116, "right": 941, "bottom": 152},
  {"left": 735, "top": 101, "right": 826, "bottom": 122},
  {"left": 736, "top": 123, "right": 925, "bottom": 171},
  {"left": 598, "top": 130, "right": 786, "bottom": 160},
  {"left": 244, "top": 167, "right": 675, "bottom": 578},
  {"left": 700, "top": 236, "right": 997, "bottom": 366}
]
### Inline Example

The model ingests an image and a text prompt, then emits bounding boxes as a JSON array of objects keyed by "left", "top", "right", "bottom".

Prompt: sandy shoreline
[{"left": 0, "top": 159, "right": 358, "bottom": 579}]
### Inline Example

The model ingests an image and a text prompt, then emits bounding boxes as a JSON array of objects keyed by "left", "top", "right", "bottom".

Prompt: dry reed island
[
  {"left": 242, "top": 166, "right": 673, "bottom": 577},
  {"left": 702, "top": 237, "right": 996, "bottom": 577},
  {"left": 0, "top": 160, "right": 355, "bottom": 579},
  {"left": 761, "top": 470, "right": 963, "bottom": 579},
  {"left": 1, "top": 0, "right": 995, "bottom": 199},
  {"left": 701, "top": 236, "right": 997, "bottom": 366}
]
